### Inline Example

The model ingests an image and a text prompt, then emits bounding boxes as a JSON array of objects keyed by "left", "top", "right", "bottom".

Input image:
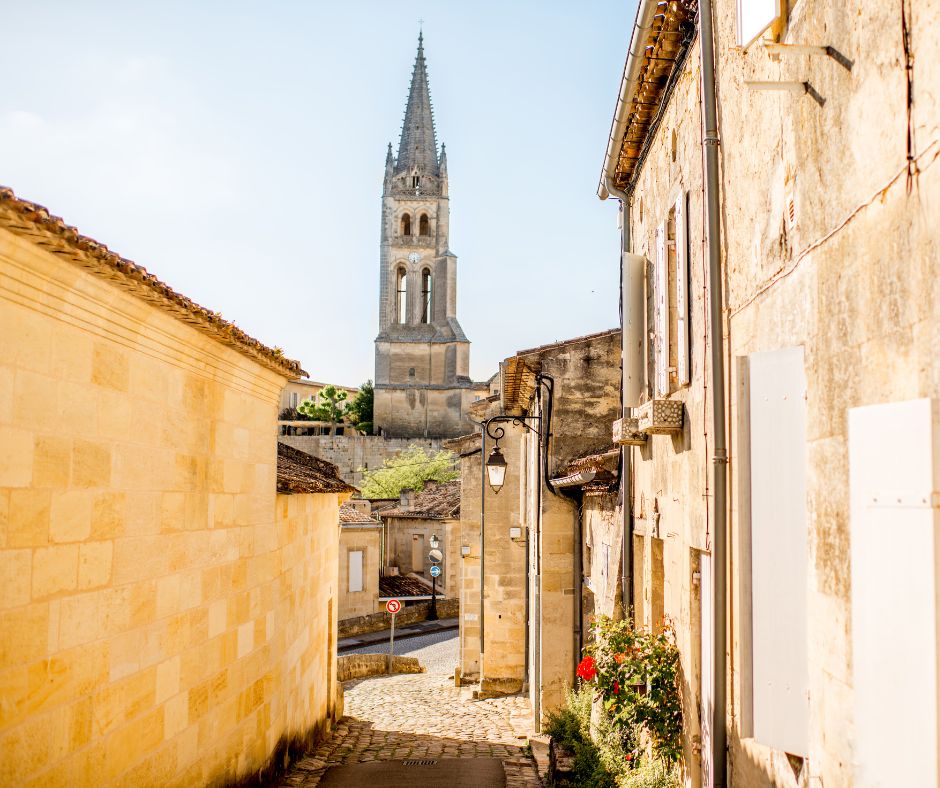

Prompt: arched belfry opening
[
  {"left": 419, "top": 214, "right": 430, "bottom": 236},
  {"left": 421, "top": 268, "right": 433, "bottom": 324},
  {"left": 401, "top": 214, "right": 412, "bottom": 236},
  {"left": 396, "top": 268, "right": 407, "bottom": 323}
]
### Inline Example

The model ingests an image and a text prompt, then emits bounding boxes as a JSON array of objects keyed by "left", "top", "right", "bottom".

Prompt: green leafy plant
[
  {"left": 578, "top": 616, "right": 683, "bottom": 766},
  {"left": 358, "top": 446, "right": 458, "bottom": 499},
  {"left": 346, "top": 381, "right": 374, "bottom": 434},
  {"left": 545, "top": 687, "right": 617, "bottom": 788}
]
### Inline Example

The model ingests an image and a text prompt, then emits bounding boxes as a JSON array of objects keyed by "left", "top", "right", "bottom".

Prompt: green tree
[
  {"left": 358, "top": 446, "right": 458, "bottom": 499},
  {"left": 346, "top": 380, "right": 374, "bottom": 435},
  {"left": 297, "top": 384, "right": 348, "bottom": 435}
]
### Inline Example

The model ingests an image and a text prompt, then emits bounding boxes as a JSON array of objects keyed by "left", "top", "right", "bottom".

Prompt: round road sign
[
  {"left": 385, "top": 599, "right": 401, "bottom": 615},
  {"left": 428, "top": 548, "right": 443, "bottom": 564},
  {"left": 430, "top": 565, "right": 441, "bottom": 578}
]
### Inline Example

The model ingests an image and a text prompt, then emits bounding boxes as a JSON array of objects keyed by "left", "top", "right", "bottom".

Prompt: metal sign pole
[{"left": 388, "top": 613, "right": 396, "bottom": 673}]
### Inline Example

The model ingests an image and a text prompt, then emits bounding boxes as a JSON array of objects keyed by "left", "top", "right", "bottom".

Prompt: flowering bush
[{"left": 579, "top": 616, "right": 683, "bottom": 766}]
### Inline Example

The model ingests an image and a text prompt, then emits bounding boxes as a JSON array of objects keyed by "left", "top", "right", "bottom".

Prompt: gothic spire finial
[{"left": 395, "top": 32, "right": 439, "bottom": 176}]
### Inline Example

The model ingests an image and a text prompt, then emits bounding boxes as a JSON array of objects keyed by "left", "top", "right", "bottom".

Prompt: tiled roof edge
[{"left": 0, "top": 186, "right": 305, "bottom": 379}]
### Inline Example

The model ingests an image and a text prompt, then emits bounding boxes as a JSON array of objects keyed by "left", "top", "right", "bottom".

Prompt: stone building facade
[
  {"left": 597, "top": 1, "right": 940, "bottom": 786},
  {"left": 0, "top": 187, "right": 354, "bottom": 786},
  {"left": 378, "top": 480, "right": 461, "bottom": 603},
  {"left": 373, "top": 34, "right": 488, "bottom": 438},
  {"left": 337, "top": 501, "right": 382, "bottom": 620},
  {"left": 447, "top": 330, "right": 621, "bottom": 713}
]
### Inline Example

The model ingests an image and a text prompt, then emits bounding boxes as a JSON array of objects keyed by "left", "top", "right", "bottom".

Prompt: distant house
[
  {"left": 278, "top": 378, "right": 359, "bottom": 437},
  {"left": 337, "top": 500, "right": 382, "bottom": 620},
  {"left": 378, "top": 480, "right": 460, "bottom": 602}
]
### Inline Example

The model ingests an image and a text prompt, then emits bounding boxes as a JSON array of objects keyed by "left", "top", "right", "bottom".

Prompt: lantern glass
[{"left": 486, "top": 446, "right": 508, "bottom": 493}]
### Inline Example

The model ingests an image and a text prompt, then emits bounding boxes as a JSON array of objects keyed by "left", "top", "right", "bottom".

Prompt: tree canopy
[
  {"left": 346, "top": 380, "right": 374, "bottom": 435},
  {"left": 297, "top": 385, "right": 348, "bottom": 435},
  {"left": 358, "top": 446, "right": 458, "bottom": 499}
]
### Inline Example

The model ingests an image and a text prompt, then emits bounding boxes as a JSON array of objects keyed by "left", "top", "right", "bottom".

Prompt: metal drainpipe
[
  {"left": 479, "top": 423, "right": 486, "bottom": 684},
  {"left": 699, "top": 0, "right": 728, "bottom": 783},
  {"left": 532, "top": 381, "right": 543, "bottom": 730},
  {"left": 604, "top": 177, "right": 635, "bottom": 623}
]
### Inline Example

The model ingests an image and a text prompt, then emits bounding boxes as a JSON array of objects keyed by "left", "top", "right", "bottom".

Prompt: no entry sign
[{"left": 385, "top": 599, "right": 402, "bottom": 615}]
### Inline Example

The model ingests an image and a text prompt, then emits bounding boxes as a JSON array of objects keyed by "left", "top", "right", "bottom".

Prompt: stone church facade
[{"left": 373, "top": 34, "right": 488, "bottom": 438}]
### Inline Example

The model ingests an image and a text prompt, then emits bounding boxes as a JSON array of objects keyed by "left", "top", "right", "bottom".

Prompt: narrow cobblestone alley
[{"left": 278, "top": 633, "right": 543, "bottom": 787}]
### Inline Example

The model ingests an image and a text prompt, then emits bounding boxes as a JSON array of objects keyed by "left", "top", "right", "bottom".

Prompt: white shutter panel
[
  {"left": 348, "top": 550, "right": 363, "bottom": 593},
  {"left": 675, "top": 192, "right": 689, "bottom": 385},
  {"left": 655, "top": 223, "right": 668, "bottom": 397}
]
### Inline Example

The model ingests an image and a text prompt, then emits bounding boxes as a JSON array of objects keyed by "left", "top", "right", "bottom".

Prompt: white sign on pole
[{"left": 737, "top": 0, "right": 779, "bottom": 48}]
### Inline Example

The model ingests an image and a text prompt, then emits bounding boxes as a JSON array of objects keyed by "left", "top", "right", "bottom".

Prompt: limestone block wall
[
  {"left": 0, "top": 229, "right": 341, "bottom": 786},
  {"left": 455, "top": 438, "right": 483, "bottom": 680},
  {"left": 373, "top": 384, "right": 484, "bottom": 439},
  {"left": 338, "top": 525, "right": 381, "bottom": 620},
  {"left": 278, "top": 435, "right": 443, "bottom": 488}
]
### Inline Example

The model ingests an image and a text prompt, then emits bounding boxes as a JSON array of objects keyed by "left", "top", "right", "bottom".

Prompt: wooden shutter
[
  {"left": 348, "top": 550, "right": 363, "bottom": 593},
  {"left": 654, "top": 223, "right": 668, "bottom": 397},
  {"left": 749, "top": 347, "right": 809, "bottom": 755},
  {"left": 675, "top": 192, "right": 690, "bottom": 385}
]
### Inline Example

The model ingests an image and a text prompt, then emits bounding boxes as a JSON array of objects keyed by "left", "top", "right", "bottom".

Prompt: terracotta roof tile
[
  {"left": 339, "top": 503, "right": 381, "bottom": 524},
  {"left": 0, "top": 186, "right": 304, "bottom": 378},
  {"left": 379, "top": 575, "right": 433, "bottom": 598},
  {"left": 276, "top": 442, "right": 356, "bottom": 495},
  {"left": 380, "top": 480, "right": 460, "bottom": 519}
]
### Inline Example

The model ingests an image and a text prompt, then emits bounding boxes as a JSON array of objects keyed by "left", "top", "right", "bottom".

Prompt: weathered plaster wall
[
  {"left": 713, "top": 2, "right": 940, "bottom": 785},
  {"left": 338, "top": 524, "right": 381, "bottom": 620},
  {"left": 619, "top": 33, "right": 711, "bottom": 785},
  {"left": 278, "top": 435, "right": 443, "bottom": 488},
  {"left": 0, "top": 230, "right": 341, "bottom": 786}
]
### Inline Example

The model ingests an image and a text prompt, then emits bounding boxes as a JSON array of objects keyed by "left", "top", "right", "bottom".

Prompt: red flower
[
  {"left": 612, "top": 680, "right": 620, "bottom": 694},
  {"left": 625, "top": 754, "right": 633, "bottom": 761},
  {"left": 576, "top": 656, "right": 597, "bottom": 681}
]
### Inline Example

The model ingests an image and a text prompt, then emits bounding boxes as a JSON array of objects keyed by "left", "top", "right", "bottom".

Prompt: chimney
[{"left": 399, "top": 488, "right": 415, "bottom": 510}]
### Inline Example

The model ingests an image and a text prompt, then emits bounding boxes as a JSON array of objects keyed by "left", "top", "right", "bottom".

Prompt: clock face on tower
[{"left": 408, "top": 252, "right": 421, "bottom": 264}]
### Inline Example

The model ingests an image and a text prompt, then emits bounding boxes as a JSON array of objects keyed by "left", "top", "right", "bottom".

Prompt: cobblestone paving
[{"left": 279, "top": 634, "right": 542, "bottom": 787}]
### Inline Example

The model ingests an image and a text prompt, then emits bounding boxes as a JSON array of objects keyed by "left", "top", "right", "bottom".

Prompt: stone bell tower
[{"left": 374, "top": 33, "right": 486, "bottom": 439}]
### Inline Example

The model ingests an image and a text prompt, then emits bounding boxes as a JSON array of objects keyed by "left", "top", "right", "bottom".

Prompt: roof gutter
[
  {"left": 549, "top": 471, "right": 597, "bottom": 489},
  {"left": 597, "top": 0, "right": 662, "bottom": 199}
]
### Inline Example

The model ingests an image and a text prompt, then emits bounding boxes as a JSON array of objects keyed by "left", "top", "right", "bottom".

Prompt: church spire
[{"left": 396, "top": 32, "right": 439, "bottom": 176}]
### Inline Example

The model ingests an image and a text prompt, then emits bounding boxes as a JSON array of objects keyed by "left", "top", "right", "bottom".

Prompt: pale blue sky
[{"left": 0, "top": 1, "right": 635, "bottom": 386}]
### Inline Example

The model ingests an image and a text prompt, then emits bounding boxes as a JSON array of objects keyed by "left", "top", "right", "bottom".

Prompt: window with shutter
[
  {"left": 675, "top": 192, "right": 690, "bottom": 385},
  {"left": 348, "top": 550, "right": 363, "bottom": 593},
  {"left": 655, "top": 223, "right": 668, "bottom": 397}
]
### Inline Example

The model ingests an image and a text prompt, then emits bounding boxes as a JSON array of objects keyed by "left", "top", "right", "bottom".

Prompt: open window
[
  {"left": 396, "top": 268, "right": 407, "bottom": 323},
  {"left": 401, "top": 214, "right": 412, "bottom": 236},
  {"left": 421, "top": 269, "right": 432, "bottom": 323},
  {"left": 419, "top": 213, "right": 430, "bottom": 236}
]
